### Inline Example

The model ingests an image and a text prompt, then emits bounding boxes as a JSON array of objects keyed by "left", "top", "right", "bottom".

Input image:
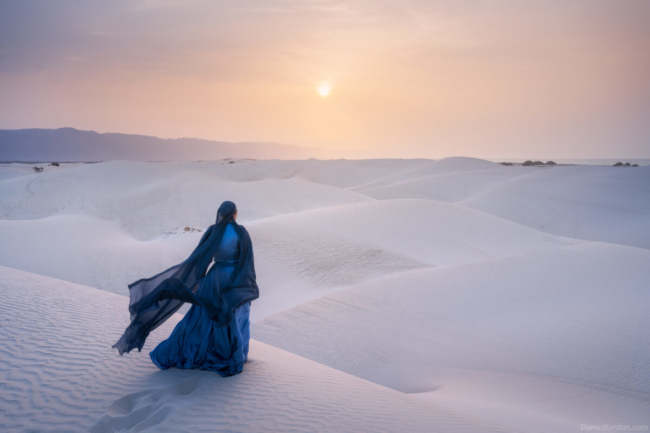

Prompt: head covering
[
  {"left": 216, "top": 200, "right": 236, "bottom": 224},
  {"left": 113, "top": 200, "right": 259, "bottom": 355}
]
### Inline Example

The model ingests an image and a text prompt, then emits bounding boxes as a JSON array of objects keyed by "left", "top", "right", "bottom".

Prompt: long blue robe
[{"left": 149, "top": 222, "right": 251, "bottom": 377}]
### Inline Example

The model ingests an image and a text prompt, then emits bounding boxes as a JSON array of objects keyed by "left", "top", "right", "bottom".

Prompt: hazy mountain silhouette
[{"left": 0, "top": 128, "right": 328, "bottom": 162}]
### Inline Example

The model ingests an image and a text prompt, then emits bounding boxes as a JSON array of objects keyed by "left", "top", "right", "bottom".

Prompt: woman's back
[{"left": 213, "top": 222, "right": 239, "bottom": 262}]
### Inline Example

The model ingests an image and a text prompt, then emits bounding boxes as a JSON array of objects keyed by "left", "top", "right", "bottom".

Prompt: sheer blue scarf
[{"left": 113, "top": 201, "right": 259, "bottom": 355}]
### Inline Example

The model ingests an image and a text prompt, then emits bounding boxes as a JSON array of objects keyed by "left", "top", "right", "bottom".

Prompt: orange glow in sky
[{"left": 0, "top": 1, "right": 649, "bottom": 158}]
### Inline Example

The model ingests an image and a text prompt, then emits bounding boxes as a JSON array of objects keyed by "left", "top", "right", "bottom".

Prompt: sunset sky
[{"left": 1, "top": 0, "right": 649, "bottom": 158}]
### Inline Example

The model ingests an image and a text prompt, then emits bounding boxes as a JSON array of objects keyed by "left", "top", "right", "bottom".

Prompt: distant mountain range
[{"left": 0, "top": 128, "right": 329, "bottom": 162}]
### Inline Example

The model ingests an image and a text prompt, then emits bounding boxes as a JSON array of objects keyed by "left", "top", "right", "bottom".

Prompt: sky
[{"left": 1, "top": 0, "right": 649, "bottom": 159}]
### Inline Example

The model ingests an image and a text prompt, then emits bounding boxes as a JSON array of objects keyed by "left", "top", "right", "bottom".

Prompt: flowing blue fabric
[
  {"left": 150, "top": 223, "right": 251, "bottom": 376},
  {"left": 113, "top": 201, "right": 259, "bottom": 360}
]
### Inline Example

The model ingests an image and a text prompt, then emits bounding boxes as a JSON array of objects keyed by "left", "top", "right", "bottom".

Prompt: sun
[{"left": 317, "top": 83, "right": 331, "bottom": 97}]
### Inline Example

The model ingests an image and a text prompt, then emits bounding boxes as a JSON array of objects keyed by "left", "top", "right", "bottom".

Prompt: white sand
[
  {"left": 0, "top": 157, "right": 648, "bottom": 432},
  {"left": 254, "top": 242, "right": 650, "bottom": 432},
  {"left": 0, "top": 266, "right": 517, "bottom": 433},
  {"left": 460, "top": 165, "right": 650, "bottom": 249}
]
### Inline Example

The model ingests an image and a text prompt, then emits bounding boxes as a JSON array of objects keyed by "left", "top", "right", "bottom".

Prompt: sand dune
[
  {"left": 248, "top": 199, "right": 575, "bottom": 266},
  {"left": 0, "top": 266, "right": 519, "bottom": 433},
  {"left": 0, "top": 197, "right": 576, "bottom": 321},
  {"left": 0, "top": 213, "right": 197, "bottom": 296},
  {"left": 247, "top": 198, "right": 576, "bottom": 319},
  {"left": 0, "top": 157, "right": 647, "bottom": 432},
  {"left": 0, "top": 160, "right": 371, "bottom": 240},
  {"left": 356, "top": 167, "right": 531, "bottom": 203},
  {"left": 352, "top": 157, "right": 506, "bottom": 190},
  {"left": 191, "top": 157, "right": 432, "bottom": 188},
  {"left": 253, "top": 241, "right": 650, "bottom": 432},
  {"left": 0, "top": 162, "right": 81, "bottom": 181},
  {"left": 460, "top": 165, "right": 650, "bottom": 249},
  {"left": 2, "top": 160, "right": 577, "bottom": 319}
]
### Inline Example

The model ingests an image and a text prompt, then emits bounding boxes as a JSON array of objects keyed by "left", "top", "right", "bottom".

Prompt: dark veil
[{"left": 113, "top": 201, "right": 259, "bottom": 355}]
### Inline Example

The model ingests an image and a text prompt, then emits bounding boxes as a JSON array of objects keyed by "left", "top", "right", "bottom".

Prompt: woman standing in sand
[{"left": 113, "top": 201, "right": 259, "bottom": 377}]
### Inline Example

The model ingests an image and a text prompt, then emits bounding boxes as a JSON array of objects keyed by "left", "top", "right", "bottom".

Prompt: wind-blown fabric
[
  {"left": 113, "top": 201, "right": 259, "bottom": 355},
  {"left": 149, "top": 223, "right": 251, "bottom": 376}
]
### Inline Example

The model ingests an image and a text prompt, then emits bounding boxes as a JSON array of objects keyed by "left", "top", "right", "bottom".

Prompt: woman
[{"left": 113, "top": 201, "right": 259, "bottom": 377}]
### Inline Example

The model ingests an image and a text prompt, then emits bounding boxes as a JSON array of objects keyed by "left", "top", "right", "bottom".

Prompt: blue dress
[{"left": 149, "top": 223, "right": 251, "bottom": 377}]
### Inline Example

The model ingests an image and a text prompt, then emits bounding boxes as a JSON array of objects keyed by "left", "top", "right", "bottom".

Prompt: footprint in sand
[{"left": 90, "top": 376, "right": 202, "bottom": 433}]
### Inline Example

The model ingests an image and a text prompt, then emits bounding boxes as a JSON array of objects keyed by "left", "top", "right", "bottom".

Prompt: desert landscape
[
  {"left": 1, "top": 157, "right": 648, "bottom": 432},
  {"left": 2, "top": 1, "right": 649, "bottom": 431}
]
